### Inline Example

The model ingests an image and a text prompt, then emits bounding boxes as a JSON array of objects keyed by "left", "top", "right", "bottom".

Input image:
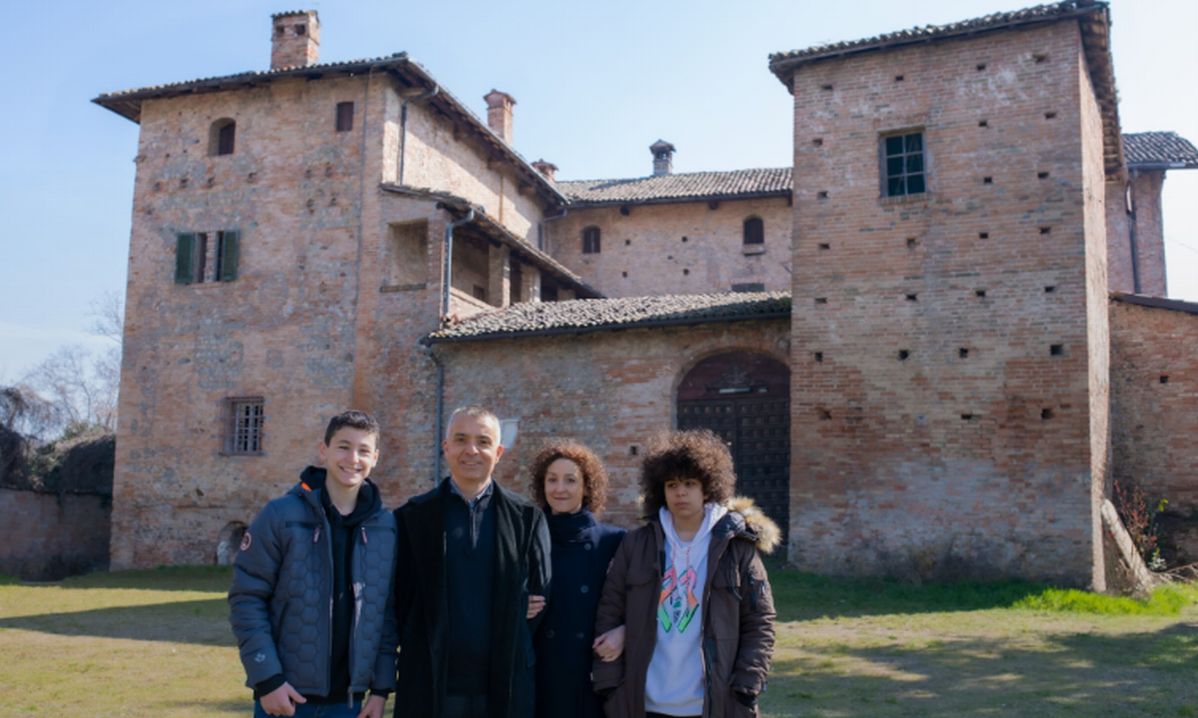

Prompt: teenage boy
[
  {"left": 593, "top": 429, "right": 777, "bottom": 718},
  {"left": 392, "top": 405, "right": 551, "bottom": 718},
  {"left": 230, "top": 410, "right": 397, "bottom": 718}
]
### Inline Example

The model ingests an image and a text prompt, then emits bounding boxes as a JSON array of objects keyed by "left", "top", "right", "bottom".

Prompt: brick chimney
[
  {"left": 271, "top": 11, "right": 320, "bottom": 70},
  {"left": 531, "top": 159, "right": 558, "bottom": 181},
  {"left": 484, "top": 90, "right": 516, "bottom": 144},
  {"left": 650, "top": 139, "right": 676, "bottom": 176}
]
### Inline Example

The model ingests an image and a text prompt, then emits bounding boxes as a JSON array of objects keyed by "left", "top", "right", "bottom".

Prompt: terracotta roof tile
[
  {"left": 1122, "top": 132, "right": 1198, "bottom": 169},
  {"left": 426, "top": 292, "right": 790, "bottom": 343},
  {"left": 556, "top": 168, "right": 791, "bottom": 205}
]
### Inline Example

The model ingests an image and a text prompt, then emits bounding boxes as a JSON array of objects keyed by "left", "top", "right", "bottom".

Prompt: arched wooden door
[{"left": 676, "top": 352, "right": 790, "bottom": 546}]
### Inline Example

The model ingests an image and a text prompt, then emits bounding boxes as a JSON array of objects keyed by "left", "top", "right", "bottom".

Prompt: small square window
[
  {"left": 882, "top": 130, "right": 926, "bottom": 197},
  {"left": 226, "top": 398, "right": 264, "bottom": 454}
]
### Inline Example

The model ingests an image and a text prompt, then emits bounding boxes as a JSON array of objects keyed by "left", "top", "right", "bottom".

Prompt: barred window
[
  {"left": 226, "top": 397, "right": 264, "bottom": 455},
  {"left": 882, "top": 131, "right": 926, "bottom": 197}
]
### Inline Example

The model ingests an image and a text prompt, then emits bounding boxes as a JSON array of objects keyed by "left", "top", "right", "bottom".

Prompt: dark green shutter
[
  {"left": 220, "top": 230, "right": 240, "bottom": 282},
  {"left": 175, "top": 233, "right": 195, "bottom": 284}
]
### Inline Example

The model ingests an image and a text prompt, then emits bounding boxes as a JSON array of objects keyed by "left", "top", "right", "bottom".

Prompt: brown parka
[{"left": 592, "top": 497, "right": 779, "bottom": 718}]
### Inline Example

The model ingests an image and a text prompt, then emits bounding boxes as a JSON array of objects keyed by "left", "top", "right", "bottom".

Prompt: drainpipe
[
  {"left": 538, "top": 208, "right": 568, "bottom": 253},
  {"left": 440, "top": 208, "right": 476, "bottom": 320},
  {"left": 398, "top": 84, "right": 440, "bottom": 185},
  {"left": 1126, "top": 171, "right": 1141, "bottom": 294},
  {"left": 426, "top": 342, "right": 446, "bottom": 484}
]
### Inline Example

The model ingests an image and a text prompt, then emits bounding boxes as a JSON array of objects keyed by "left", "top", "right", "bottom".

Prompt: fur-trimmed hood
[{"left": 718, "top": 495, "right": 782, "bottom": 555}]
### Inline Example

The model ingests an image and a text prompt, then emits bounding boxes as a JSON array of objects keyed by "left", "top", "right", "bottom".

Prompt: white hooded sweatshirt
[{"left": 645, "top": 502, "right": 728, "bottom": 716}]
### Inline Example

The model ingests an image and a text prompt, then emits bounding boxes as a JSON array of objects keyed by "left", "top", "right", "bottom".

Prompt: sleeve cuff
[{"left": 253, "top": 674, "right": 286, "bottom": 699}]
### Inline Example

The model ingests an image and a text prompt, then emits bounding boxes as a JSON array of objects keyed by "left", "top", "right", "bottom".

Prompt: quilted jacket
[{"left": 229, "top": 468, "right": 398, "bottom": 700}]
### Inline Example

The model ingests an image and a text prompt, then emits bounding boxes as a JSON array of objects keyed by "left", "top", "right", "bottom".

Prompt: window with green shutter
[
  {"left": 176, "top": 229, "right": 240, "bottom": 284},
  {"left": 217, "top": 230, "right": 240, "bottom": 282},
  {"left": 175, "top": 233, "right": 196, "bottom": 284}
]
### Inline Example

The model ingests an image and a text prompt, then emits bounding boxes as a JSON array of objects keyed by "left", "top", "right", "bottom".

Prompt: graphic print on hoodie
[{"left": 646, "top": 502, "right": 728, "bottom": 716}]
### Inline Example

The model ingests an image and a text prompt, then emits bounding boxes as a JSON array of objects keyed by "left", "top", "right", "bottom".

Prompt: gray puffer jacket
[{"left": 229, "top": 469, "right": 398, "bottom": 699}]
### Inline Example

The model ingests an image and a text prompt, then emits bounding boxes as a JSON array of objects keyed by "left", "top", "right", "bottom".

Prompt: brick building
[{"left": 95, "top": 2, "right": 1196, "bottom": 587}]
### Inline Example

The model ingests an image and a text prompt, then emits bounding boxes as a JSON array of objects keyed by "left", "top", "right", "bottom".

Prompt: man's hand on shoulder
[
  {"left": 259, "top": 682, "right": 306, "bottom": 716},
  {"left": 359, "top": 693, "right": 386, "bottom": 718}
]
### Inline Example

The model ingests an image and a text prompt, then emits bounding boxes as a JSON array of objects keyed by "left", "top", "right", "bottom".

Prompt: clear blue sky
[{"left": 2, "top": 0, "right": 1195, "bottom": 380}]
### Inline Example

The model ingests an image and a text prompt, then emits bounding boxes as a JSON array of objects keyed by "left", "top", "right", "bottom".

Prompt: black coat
[
  {"left": 534, "top": 510, "right": 625, "bottom": 718},
  {"left": 393, "top": 479, "right": 551, "bottom": 718}
]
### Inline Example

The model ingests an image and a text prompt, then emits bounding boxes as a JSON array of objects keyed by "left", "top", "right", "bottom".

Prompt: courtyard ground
[{"left": 0, "top": 566, "right": 1194, "bottom": 717}]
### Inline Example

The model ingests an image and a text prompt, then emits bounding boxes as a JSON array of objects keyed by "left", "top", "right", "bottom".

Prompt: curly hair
[
  {"left": 640, "top": 429, "right": 736, "bottom": 518},
  {"left": 528, "top": 439, "right": 610, "bottom": 516}
]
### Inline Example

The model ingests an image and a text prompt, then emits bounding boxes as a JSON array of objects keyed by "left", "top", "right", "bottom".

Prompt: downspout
[
  {"left": 440, "top": 207, "right": 476, "bottom": 320},
  {"left": 426, "top": 342, "right": 446, "bottom": 484},
  {"left": 1126, "top": 170, "right": 1141, "bottom": 294},
  {"left": 538, "top": 208, "right": 569, "bottom": 254},
  {"left": 398, "top": 84, "right": 440, "bottom": 186}
]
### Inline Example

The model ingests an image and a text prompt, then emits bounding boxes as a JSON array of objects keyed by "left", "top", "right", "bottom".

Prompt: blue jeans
[{"left": 253, "top": 697, "right": 362, "bottom": 718}]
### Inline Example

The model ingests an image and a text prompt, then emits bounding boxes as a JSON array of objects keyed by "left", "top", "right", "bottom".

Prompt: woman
[
  {"left": 593, "top": 430, "right": 778, "bottom": 718},
  {"left": 530, "top": 440, "right": 627, "bottom": 718}
]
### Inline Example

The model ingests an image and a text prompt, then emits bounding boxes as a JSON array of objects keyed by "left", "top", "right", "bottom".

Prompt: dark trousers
[{"left": 444, "top": 692, "right": 490, "bottom": 718}]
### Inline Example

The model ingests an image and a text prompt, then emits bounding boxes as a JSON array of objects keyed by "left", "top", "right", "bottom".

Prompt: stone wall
[
  {"left": 1110, "top": 297, "right": 1198, "bottom": 564},
  {"left": 0, "top": 489, "right": 110, "bottom": 580},
  {"left": 786, "top": 21, "right": 1102, "bottom": 585}
]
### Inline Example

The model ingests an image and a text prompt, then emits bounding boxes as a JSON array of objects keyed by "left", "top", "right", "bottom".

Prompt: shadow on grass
[
  {"left": 46, "top": 565, "right": 234, "bottom": 592},
  {"left": 763, "top": 622, "right": 1198, "bottom": 717},
  {"left": 769, "top": 567, "right": 1056, "bottom": 621},
  {"left": 0, "top": 598, "right": 233, "bottom": 646},
  {"left": 158, "top": 699, "right": 246, "bottom": 714}
]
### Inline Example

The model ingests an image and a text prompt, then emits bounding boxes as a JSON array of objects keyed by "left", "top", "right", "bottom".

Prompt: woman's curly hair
[
  {"left": 640, "top": 429, "right": 736, "bottom": 518},
  {"left": 528, "top": 439, "right": 610, "bottom": 516}
]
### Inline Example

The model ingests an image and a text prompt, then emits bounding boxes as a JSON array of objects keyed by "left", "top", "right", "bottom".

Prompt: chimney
[
  {"left": 271, "top": 11, "right": 321, "bottom": 70},
  {"left": 484, "top": 90, "right": 516, "bottom": 144},
  {"left": 650, "top": 139, "right": 676, "bottom": 176},
  {"left": 531, "top": 159, "right": 558, "bottom": 182}
]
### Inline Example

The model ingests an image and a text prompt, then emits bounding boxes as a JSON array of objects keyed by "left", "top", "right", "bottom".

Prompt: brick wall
[
  {"left": 1110, "top": 298, "right": 1198, "bottom": 563},
  {"left": 0, "top": 489, "right": 110, "bottom": 580},
  {"left": 113, "top": 75, "right": 379, "bottom": 568},
  {"left": 1105, "top": 170, "right": 1167, "bottom": 296},
  {"left": 547, "top": 198, "right": 792, "bottom": 297},
  {"left": 431, "top": 320, "right": 790, "bottom": 526},
  {"left": 787, "top": 21, "right": 1102, "bottom": 585}
]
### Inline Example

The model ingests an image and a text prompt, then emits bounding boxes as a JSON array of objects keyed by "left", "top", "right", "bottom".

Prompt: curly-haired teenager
[
  {"left": 529, "top": 440, "right": 626, "bottom": 718},
  {"left": 593, "top": 430, "right": 778, "bottom": 718}
]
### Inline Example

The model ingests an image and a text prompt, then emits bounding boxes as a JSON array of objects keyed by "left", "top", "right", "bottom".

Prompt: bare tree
[{"left": 17, "top": 291, "right": 125, "bottom": 438}]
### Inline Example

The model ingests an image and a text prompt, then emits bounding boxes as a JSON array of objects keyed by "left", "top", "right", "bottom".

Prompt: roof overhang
[
  {"left": 93, "top": 54, "right": 567, "bottom": 207},
  {"left": 380, "top": 183, "right": 602, "bottom": 300},
  {"left": 768, "top": 2, "right": 1123, "bottom": 176}
]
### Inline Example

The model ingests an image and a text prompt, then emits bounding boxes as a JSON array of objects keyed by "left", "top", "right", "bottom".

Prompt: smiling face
[
  {"left": 318, "top": 426, "right": 379, "bottom": 493},
  {"left": 443, "top": 412, "right": 504, "bottom": 493},
  {"left": 543, "top": 457, "right": 585, "bottom": 515},
  {"left": 663, "top": 476, "right": 706, "bottom": 526}
]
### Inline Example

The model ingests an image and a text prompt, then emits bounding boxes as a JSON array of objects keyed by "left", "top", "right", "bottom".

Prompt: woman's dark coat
[
  {"left": 392, "top": 479, "right": 551, "bottom": 718},
  {"left": 534, "top": 510, "right": 625, "bottom": 718}
]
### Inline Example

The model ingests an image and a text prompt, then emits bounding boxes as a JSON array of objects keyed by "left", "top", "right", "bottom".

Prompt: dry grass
[{"left": 1, "top": 567, "right": 1196, "bottom": 717}]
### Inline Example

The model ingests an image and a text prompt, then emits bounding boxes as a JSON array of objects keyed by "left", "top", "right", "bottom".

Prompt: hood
[
  {"left": 716, "top": 496, "right": 782, "bottom": 555},
  {"left": 292, "top": 466, "right": 382, "bottom": 525}
]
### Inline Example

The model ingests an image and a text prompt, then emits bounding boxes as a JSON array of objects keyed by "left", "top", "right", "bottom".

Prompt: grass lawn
[{"left": 1, "top": 567, "right": 1195, "bottom": 717}]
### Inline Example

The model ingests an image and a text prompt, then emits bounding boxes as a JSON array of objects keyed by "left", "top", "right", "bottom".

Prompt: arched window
[
  {"left": 209, "top": 118, "right": 236, "bottom": 156},
  {"left": 582, "top": 226, "right": 601, "bottom": 254},
  {"left": 743, "top": 216, "right": 764, "bottom": 246}
]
